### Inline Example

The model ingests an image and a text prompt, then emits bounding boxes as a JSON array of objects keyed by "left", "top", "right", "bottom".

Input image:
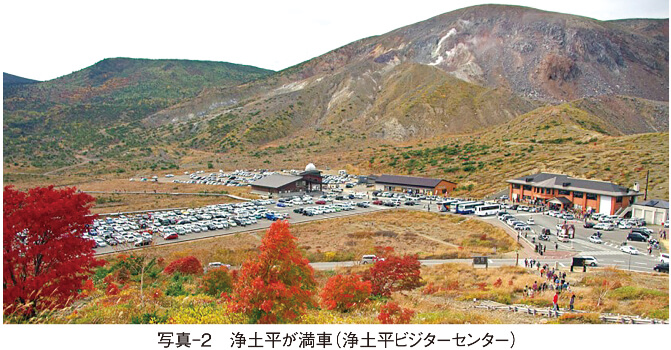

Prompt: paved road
[
  {"left": 486, "top": 210, "right": 666, "bottom": 272},
  {"left": 95, "top": 192, "right": 667, "bottom": 274}
]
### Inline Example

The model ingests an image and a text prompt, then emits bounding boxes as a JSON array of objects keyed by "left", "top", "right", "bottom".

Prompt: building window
[
  {"left": 523, "top": 185, "right": 532, "bottom": 191},
  {"left": 586, "top": 193, "right": 597, "bottom": 200},
  {"left": 558, "top": 189, "right": 570, "bottom": 195},
  {"left": 573, "top": 191, "right": 584, "bottom": 198},
  {"left": 512, "top": 184, "right": 520, "bottom": 189},
  {"left": 616, "top": 197, "right": 623, "bottom": 203}
]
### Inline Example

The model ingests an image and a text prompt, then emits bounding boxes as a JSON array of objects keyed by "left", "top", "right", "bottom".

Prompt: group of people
[{"left": 522, "top": 259, "right": 577, "bottom": 313}]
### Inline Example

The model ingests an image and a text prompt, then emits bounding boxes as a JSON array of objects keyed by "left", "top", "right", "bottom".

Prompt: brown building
[
  {"left": 250, "top": 165, "right": 323, "bottom": 197},
  {"left": 374, "top": 174, "right": 457, "bottom": 196},
  {"left": 507, "top": 173, "right": 640, "bottom": 215}
]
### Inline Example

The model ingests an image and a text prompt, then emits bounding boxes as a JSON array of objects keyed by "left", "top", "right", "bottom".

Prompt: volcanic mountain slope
[
  {"left": 359, "top": 104, "right": 669, "bottom": 199},
  {"left": 3, "top": 72, "right": 39, "bottom": 86},
  {"left": 3, "top": 5, "right": 669, "bottom": 173},
  {"left": 151, "top": 4, "right": 668, "bottom": 151},
  {"left": 3, "top": 58, "right": 273, "bottom": 168}
]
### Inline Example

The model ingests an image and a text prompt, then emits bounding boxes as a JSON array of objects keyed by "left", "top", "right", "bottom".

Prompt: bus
[
  {"left": 450, "top": 200, "right": 474, "bottom": 213},
  {"left": 456, "top": 201, "right": 484, "bottom": 214},
  {"left": 475, "top": 203, "right": 501, "bottom": 216},
  {"left": 437, "top": 199, "right": 460, "bottom": 212}
]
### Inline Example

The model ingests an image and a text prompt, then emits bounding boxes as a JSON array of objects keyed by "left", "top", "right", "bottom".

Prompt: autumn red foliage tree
[
  {"left": 364, "top": 254, "right": 423, "bottom": 297},
  {"left": 3, "top": 186, "right": 102, "bottom": 317},
  {"left": 377, "top": 302, "right": 415, "bottom": 324},
  {"left": 320, "top": 274, "right": 372, "bottom": 312},
  {"left": 199, "top": 267, "right": 233, "bottom": 297},
  {"left": 163, "top": 256, "right": 203, "bottom": 275},
  {"left": 232, "top": 220, "right": 316, "bottom": 323}
]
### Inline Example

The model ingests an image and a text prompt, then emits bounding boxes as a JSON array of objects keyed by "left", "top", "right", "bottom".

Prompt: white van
[{"left": 361, "top": 255, "right": 383, "bottom": 264}]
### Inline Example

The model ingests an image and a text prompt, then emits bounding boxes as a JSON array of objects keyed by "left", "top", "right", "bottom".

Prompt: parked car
[
  {"left": 660, "top": 253, "right": 669, "bottom": 264},
  {"left": 134, "top": 238, "right": 152, "bottom": 247},
  {"left": 617, "top": 221, "right": 632, "bottom": 229},
  {"left": 583, "top": 222, "right": 595, "bottom": 229},
  {"left": 372, "top": 200, "right": 383, "bottom": 205},
  {"left": 626, "top": 232, "right": 648, "bottom": 242},
  {"left": 315, "top": 200, "right": 326, "bottom": 205},
  {"left": 620, "top": 245, "right": 639, "bottom": 255},
  {"left": 163, "top": 232, "right": 178, "bottom": 240},
  {"left": 631, "top": 227, "right": 654, "bottom": 236},
  {"left": 593, "top": 223, "right": 614, "bottom": 231},
  {"left": 653, "top": 262, "right": 669, "bottom": 273}
]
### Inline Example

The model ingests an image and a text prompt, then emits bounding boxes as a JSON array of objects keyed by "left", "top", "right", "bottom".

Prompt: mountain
[
  {"left": 3, "top": 5, "right": 669, "bottom": 176},
  {"left": 3, "top": 72, "right": 39, "bottom": 86},
  {"left": 148, "top": 5, "right": 668, "bottom": 150},
  {"left": 3, "top": 58, "right": 273, "bottom": 168}
]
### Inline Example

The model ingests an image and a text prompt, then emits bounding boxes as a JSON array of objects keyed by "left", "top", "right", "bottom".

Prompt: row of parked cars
[
  {"left": 497, "top": 211, "right": 535, "bottom": 234},
  {"left": 88, "top": 199, "right": 294, "bottom": 248}
]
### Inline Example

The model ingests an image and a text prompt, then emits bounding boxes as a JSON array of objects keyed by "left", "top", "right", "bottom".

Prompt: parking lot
[
  {"left": 484, "top": 205, "right": 667, "bottom": 272},
  {"left": 88, "top": 183, "right": 668, "bottom": 273},
  {"left": 90, "top": 191, "right": 399, "bottom": 255}
]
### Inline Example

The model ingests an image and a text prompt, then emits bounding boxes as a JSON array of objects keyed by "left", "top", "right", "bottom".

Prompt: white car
[
  {"left": 580, "top": 256, "right": 599, "bottom": 266},
  {"left": 594, "top": 223, "right": 614, "bottom": 231},
  {"left": 664, "top": 220, "right": 669, "bottom": 228},
  {"left": 660, "top": 253, "right": 669, "bottom": 264},
  {"left": 527, "top": 218, "right": 535, "bottom": 225},
  {"left": 589, "top": 235, "right": 603, "bottom": 244},
  {"left": 617, "top": 221, "right": 632, "bottom": 229},
  {"left": 620, "top": 245, "right": 639, "bottom": 255}
]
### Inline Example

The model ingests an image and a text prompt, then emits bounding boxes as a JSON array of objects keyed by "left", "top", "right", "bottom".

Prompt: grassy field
[{"left": 105, "top": 210, "right": 521, "bottom": 266}]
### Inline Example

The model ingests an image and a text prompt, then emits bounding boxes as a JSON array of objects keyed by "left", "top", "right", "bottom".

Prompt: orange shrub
[
  {"left": 163, "top": 256, "right": 203, "bottom": 275},
  {"left": 320, "top": 274, "right": 372, "bottom": 312},
  {"left": 378, "top": 302, "right": 414, "bottom": 324}
]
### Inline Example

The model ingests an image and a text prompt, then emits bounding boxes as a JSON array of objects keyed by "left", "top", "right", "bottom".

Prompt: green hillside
[{"left": 3, "top": 58, "right": 273, "bottom": 169}]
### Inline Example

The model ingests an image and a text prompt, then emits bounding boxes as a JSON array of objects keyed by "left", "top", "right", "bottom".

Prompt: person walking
[
  {"left": 553, "top": 291, "right": 559, "bottom": 313},
  {"left": 569, "top": 293, "right": 575, "bottom": 311}
]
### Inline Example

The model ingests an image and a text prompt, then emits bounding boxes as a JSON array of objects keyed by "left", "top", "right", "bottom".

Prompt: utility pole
[{"left": 644, "top": 170, "right": 649, "bottom": 201}]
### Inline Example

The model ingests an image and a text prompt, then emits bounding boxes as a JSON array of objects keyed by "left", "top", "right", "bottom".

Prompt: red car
[
  {"left": 163, "top": 232, "right": 178, "bottom": 240},
  {"left": 373, "top": 200, "right": 384, "bottom": 205},
  {"left": 315, "top": 200, "right": 326, "bottom": 205}
]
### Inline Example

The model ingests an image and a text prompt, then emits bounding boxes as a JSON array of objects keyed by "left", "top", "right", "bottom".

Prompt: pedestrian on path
[
  {"left": 553, "top": 291, "right": 559, "bottom": 312},
  {"left": 569, "top": 293, "right": 575, "bottom": 311}
]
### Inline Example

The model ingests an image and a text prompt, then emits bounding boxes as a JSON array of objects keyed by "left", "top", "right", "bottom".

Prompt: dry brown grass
[
  {"left": 290, "top": 210, "right": 520, "bottom": 261},
  {"left": 103, "top": 210, "right": 519, "bottom": 266},
  {"left": 413, "top": 263, "right": 668, "bottom": 320},
  {"left": 3, "top": 177, "right": 258, "bottom": 214}
]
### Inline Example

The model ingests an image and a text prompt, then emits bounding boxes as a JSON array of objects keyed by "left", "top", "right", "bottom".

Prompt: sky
[{"left": 1, "top": 0, "right": 668, "bottom": 81}]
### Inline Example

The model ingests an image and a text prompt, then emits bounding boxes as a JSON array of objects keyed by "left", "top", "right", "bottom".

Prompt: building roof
[
  {"left": 634, "top": 199, "right": 669, "bottom": 209},
  {"left": 549, "top": 197, "right": 573, "bottom": 205},
  {"left": 507, "top": 173, "right": 639, "bottom": 197},
  {"left": 250, "top": 174, "right": 303, "bottom": 189},
  {"left": 375, "top": 174, "right": 454, "bottom": 189}
]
